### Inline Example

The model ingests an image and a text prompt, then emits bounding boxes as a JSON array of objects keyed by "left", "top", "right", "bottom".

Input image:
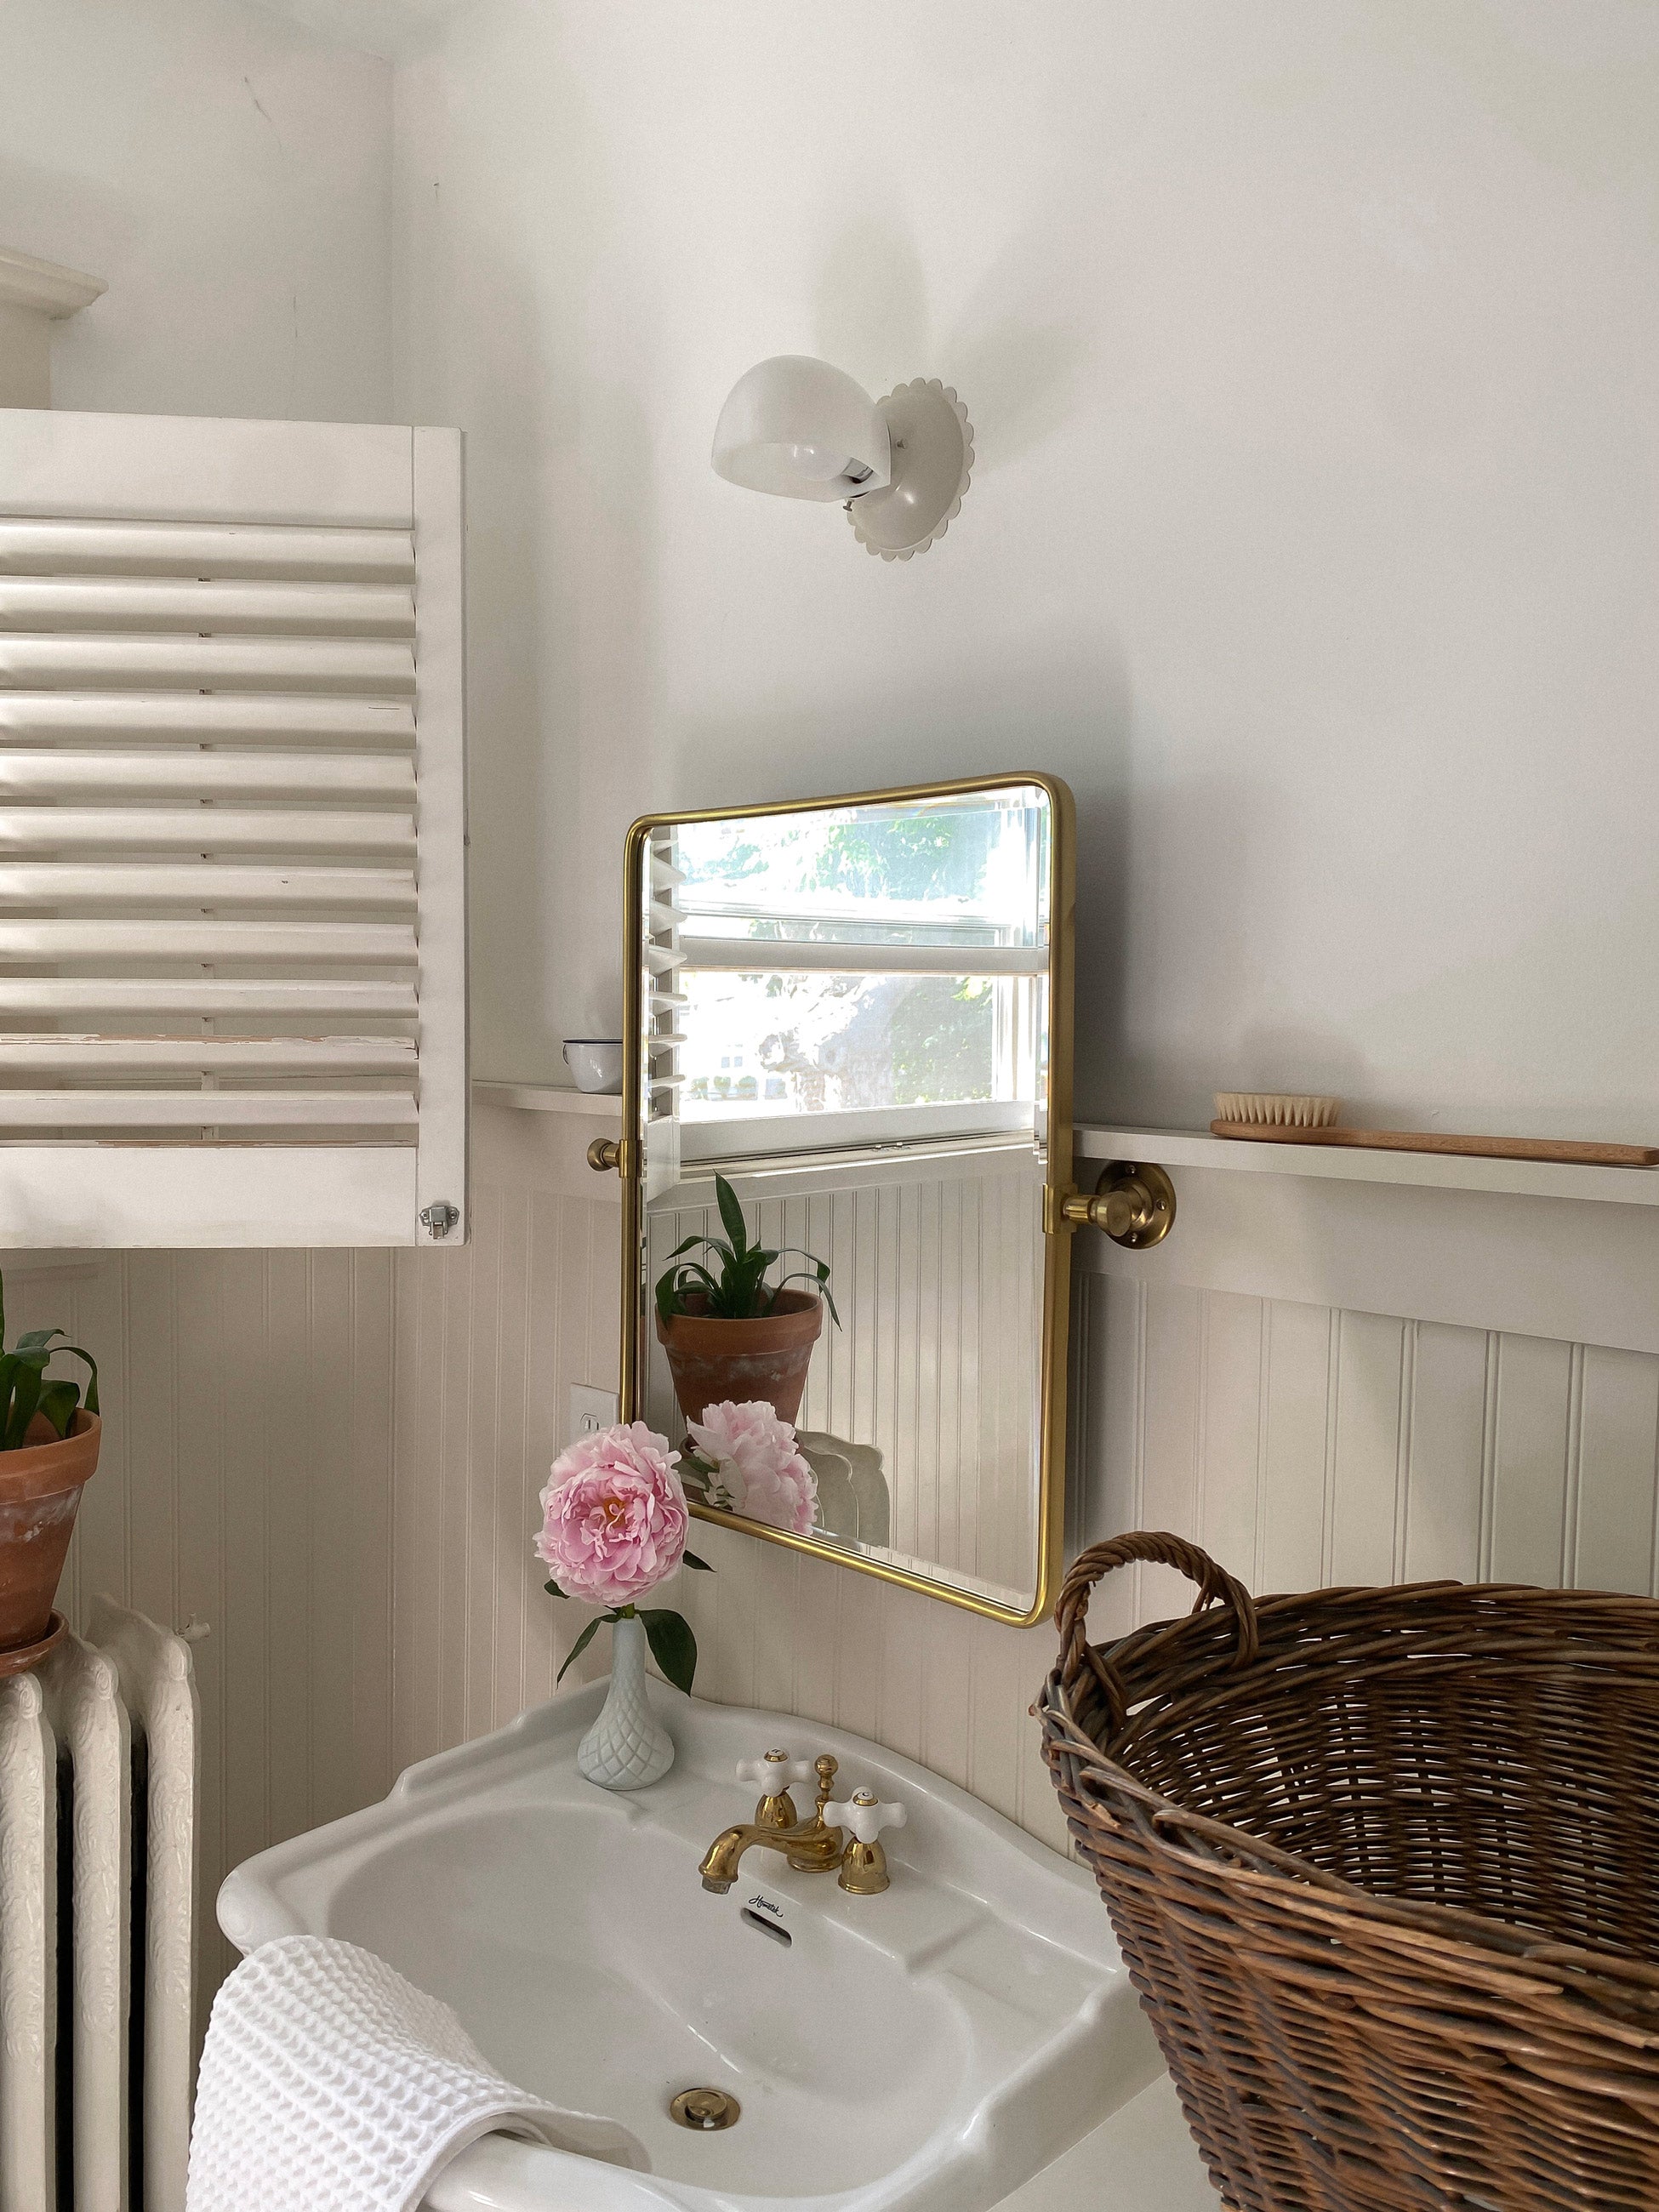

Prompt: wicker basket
[{"left": 1037, "top": 1531, "right": 1659, "bottom": 2212}]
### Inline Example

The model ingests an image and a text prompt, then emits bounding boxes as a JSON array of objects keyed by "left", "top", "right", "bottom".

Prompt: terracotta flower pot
[
  {"left": 655, "top": 1291, "right": 824, "bottom": 1430},
  {"left": 0, "top": 1411, "right": 100, "bottom": 1656}
]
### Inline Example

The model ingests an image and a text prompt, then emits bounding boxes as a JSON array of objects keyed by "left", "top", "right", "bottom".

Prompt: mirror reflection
[{"left": 630, "top": 780, "right": 1061, "bottom": 1618}]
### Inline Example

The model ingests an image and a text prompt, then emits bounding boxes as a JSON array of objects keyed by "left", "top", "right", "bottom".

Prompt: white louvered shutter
[{"left": 0, "top": 408, "right": 466, "bottom": 1246}]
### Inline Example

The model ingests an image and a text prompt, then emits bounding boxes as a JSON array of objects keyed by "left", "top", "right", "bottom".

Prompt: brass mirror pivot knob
[
  {"left": 587, "top": 1137, "right": 621, "bottom": 1173},
  {"left": 1061, "top": 1161, "right": 1176, "bottom": 1248}
]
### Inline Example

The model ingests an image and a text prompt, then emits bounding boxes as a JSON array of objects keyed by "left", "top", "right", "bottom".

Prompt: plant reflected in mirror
[{"left": 654, "top": 1172, "right": 839, "bottom": 1326}]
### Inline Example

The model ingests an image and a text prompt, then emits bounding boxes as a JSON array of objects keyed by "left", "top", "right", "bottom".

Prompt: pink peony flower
[
  {"left": 535, "top": 1422, "right": 688, "bottom": 1607},
  {"left": 687, "top": 1400, "right": 818, "bottom": 1536}
]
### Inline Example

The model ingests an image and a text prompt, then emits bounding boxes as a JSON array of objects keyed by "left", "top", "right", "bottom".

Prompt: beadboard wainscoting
[
  {"left": 37, "top": 1247, "right": 397, "bottom": 2050},
  {"left": 1071, "top": 1274, "right": 1659, "bottom": 1646}
]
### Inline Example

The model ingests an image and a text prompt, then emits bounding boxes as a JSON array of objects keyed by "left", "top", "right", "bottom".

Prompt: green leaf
[
  {"left": 12, "top": 1328, "right": 62, "bottom": 1356},
  {"left": 6, "top": 1360, "right": 41, "bottom": 1449},
  {"left": 714, "top": 1173, "right": 748, "bottom": 1260},
  {"left": 681, "top": 1549, "right": 715, "bottom": 1573},
  {"left": 556, "top": 1614, "right": 603, "bottom": 1684},
  {"left": 767, "top": 1264, "right": 841, "bottom": 1329},
  {"left": 641, "top": 1607, "right": 698, "bottom": 1695},
  {"left": 663, "top": 1260, "right": 722, "bottom": 1320},
  {"left": 544, "top": 1578, "right": 567, "bottom": 1599},
  {"left": 60, "top": 1348, "right": 98, "bottom": 1417},
  {"left": 37, "top": 1381, "right": 80, "bottom": 1440}
]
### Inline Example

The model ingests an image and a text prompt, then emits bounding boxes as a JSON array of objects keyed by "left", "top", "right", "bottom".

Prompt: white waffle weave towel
[{"left": 186, "top": 1934, "right": 645, "bottom": 2212}]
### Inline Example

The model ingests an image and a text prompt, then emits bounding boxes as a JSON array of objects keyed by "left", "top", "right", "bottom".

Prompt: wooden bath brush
[{"left": 1211, "top": 1094, "right": 1659, "bottom": 1169}]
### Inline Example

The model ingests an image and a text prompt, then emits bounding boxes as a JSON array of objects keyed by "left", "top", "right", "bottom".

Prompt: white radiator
[{"left": 0, "top": 1603, "right": 199, "bottom": 2212}]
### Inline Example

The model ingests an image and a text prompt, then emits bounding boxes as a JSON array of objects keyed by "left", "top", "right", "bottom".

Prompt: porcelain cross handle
[
  {"left": 738, "top": 1751, "right": 814, "bottom": 1793},
  {"left": 825, "top": 1791, "right": 906, "bottom": 1844}
]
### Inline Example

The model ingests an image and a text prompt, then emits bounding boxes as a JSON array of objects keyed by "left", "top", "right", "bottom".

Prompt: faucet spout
[
  {"left": 698, "top": 1816, "right": 841, "bottom": 1892},
  {"left": 698, "top": 1755, "right": 844, "bottom": 1890}
]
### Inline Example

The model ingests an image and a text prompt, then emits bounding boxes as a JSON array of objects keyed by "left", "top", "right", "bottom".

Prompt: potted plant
[
  {"left": 0, "top": 1268, "right": 100, "bottom": 1672},
  {"left": 654, "top": 1174, "right": 839, "bottom": 1429}
]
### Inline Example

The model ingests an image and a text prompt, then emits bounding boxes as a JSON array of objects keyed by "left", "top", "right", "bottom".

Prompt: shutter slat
[
  {"left": 0, "top": 579, "right": 415, "bottom": 636},
  {"left": 0, "top": 809, "right": 415, "bottom": 853},
  {"left": 0, "top": 751, "right": 413, "bottom": 801},
  {"left": 0, "top": 1035, "right": 415, "bottom": 1073},
  {"left": 0, "top": 1091, "right": 418, "bottom": 1128},
  {"left": 0, "top": 635, "right": 415, "bottom": 694},
  {"left": 0, "top": 693, "right": 415, "bottom": 747},
  {"left": 0, "top": 520, "right": 415, "bottom": 582},
  {"left": 0, "top": 978, "right": 416, "bottom": 1017},
  {"left": 0, "top": 919, "right": 416, "bottom": 962},
  {"left": 0, "top": 864, "right": 416, "bottom": 909}
]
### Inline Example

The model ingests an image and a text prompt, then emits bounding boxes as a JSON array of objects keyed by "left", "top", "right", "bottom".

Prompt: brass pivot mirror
[{"left": 615, "top": 775, "right": 1075, "bottom": 1626}]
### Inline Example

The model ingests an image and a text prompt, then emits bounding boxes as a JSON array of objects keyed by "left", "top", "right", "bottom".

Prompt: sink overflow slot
[{"left": 741, "top": 1906, "right": 792, "bottom": 1947}]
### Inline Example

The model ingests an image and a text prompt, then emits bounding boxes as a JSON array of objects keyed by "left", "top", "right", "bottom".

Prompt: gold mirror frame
[{"left": 615, "top": 772, "right": 1075, "bottom": 1627}]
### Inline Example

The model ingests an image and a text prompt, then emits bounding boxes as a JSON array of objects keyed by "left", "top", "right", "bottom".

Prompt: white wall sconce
[{"left": 711, "top": 356, "right": 973, "bottom": 562}]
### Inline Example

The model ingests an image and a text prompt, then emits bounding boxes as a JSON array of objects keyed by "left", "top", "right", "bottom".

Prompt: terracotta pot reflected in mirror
[{"left": 655, "top": 1291, "right": 824, "bottom": 1431}]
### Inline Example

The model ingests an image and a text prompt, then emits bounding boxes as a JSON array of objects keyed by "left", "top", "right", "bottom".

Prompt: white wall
[
  {"left": 393, "top": 0, "right": 1659, "bottom": 1140},
  {"left": 1, "top": 0, "right": 400, "bottom": 2035},
  {"left": 1, "top": 0, "right": 393, "bottom": 421}
]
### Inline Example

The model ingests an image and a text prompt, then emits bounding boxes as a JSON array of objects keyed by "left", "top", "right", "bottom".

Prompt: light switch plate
[{"left": 568, "top": 1383, "right": 619, "bottom": 1444}]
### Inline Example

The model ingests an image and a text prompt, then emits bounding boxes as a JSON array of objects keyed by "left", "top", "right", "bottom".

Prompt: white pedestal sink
[{"left": 219, "top": 1677, "right": 1189, "bottom": 2211}]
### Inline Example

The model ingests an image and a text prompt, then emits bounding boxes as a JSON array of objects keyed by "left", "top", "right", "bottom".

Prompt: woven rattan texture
[{"left": 1038, "top": 1531, "right": 1659, "bottom": 2211}]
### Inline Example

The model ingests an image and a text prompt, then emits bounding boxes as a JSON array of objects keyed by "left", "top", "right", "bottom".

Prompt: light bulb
[{"left": 784, "top": 442, "right": 855, "bottom": 482}]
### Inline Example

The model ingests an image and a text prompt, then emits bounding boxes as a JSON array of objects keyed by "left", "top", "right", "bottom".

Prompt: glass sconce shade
[{"left": 710, "top": 356, "right": 892, "bottom": 503}]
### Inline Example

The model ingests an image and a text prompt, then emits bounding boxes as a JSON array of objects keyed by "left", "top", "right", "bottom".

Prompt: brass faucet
[{"left": 699, "top": 1754, "right": 844, "bottom": 1891}]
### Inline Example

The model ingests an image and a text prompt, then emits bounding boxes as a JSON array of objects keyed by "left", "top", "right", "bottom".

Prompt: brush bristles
[{"left": 1214, "top": 1092, "right": 1341, "bottom": 1129}]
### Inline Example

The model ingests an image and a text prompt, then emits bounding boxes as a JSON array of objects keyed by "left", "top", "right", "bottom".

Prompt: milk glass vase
[{"left": 577, "top": 1612, "right": 676, "bottom": 1790}]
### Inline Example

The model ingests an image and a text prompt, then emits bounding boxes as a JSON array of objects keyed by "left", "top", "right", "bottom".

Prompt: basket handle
[{"left": 1056, "top": 1531, "right": 1259, "bottom": 1723}]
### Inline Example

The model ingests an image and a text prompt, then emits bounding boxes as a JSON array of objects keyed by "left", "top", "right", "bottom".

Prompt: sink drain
[{"left": 670, "top": 2087, "right": 741, "bottom": 2132}]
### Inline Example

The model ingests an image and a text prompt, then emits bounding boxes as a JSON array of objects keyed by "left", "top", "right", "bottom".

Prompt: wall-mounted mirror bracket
[{"left": 1058, "top": 1162, "right": 1176, "bottom": 1248}]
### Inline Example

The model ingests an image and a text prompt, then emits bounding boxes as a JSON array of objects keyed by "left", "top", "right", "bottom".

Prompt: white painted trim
[
  {"left": 679, "top": 938, "right": 1046, "bottom": 977},
  {"left": 0, "top": 1147, "right": 418, "bottom": 1247},
  {"left": 0, "top": 246, "right": 105, "bottom": 318},
  {"left": 0, "top": 409, "right": 413, "bottom": 527},
  {"left": 684, "top": 1097, "right": 1032, "bottom": 1160},
  {"left": 1079, "top": 1166, "right": 1659, "bottom": 1356},
  {"left": 1079, "top": 1123, "right": 1659, "bottom": 1209},
  {"left": 412, "top": 427, "right": 469, "bottom": 1245},
  {"left": 473, "top": 1080, "right": 621, "bottom": 1117}
]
